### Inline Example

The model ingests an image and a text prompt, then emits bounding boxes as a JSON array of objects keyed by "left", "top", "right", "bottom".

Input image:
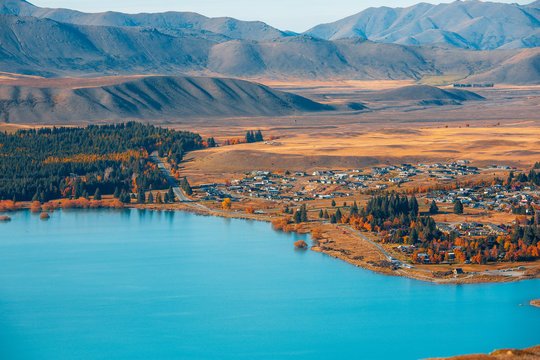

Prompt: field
[{"left": 172, "top": 80, "right": 540, "bottom": 182}]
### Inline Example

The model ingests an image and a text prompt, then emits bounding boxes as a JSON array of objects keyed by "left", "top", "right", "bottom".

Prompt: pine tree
[
  {"left": 119, "top": 191, "right": 131, "bottom": 204},
  {"left": 254, "top": 130, "right": 263, "bottom": 142},
  {"left": 330, "top": 213, "right": 337, "bottom": 224},
  {"left": 335, "top": 208, "right": 342, "bottom": 222},
  {"left": 300, "top": 204, "right": 308, "bottom": 222},
  {"left": 319, "top": 209, "right": 324, "bottom": 218},
  {"left": 429, "top": 200, "right": 439, "bottom": 214},
  {"left": 113, "top": 187, "right": 120, "bottom": 198},
  {"left": 324, "top": 210, "right": 330, "bottom": 219},
  {"left": 137, "top": 191, "right": 146, "bottom": 204},
  {"left": 181, "top": 178, "right": 192, "bottom": 195},
  {"left": 349, "top": 201, "right": 358, "bottom": 216},
  {"left": 207, "top": 137, "right": 216, "bottom": 147},
  {"left": 409, "top": 195, "right": 419, "bottom": 218},
  {"left": 168, "top": 187, "right": 176, "bottom": 202},
  {"left": 507, "top": 170, "right": 514, "bottom": 184},
  {"left": 156, "top": 193, "right": 163, "bottom": 204},
  {"left": 94, "top": 188, "right": 102, "bottom": 200},
  {"left": 147, "top": 191, "right": 154, "bottom": 204},
  {"left": 454, "top": 199, "right": 464, "bottom": 214},
  {"left": 331, "top": 199, "right": 336, "bottom": 207},
  {"left": 410, "top": 228, "right": 419, "bottom": 243},
  {"left": 293, "top": 209, "right": 302, "bottom": 224}
]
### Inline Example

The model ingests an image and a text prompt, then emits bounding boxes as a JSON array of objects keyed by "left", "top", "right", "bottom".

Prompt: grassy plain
[{"left": 169, "top": 80, "right": 540, "bottom": 181}]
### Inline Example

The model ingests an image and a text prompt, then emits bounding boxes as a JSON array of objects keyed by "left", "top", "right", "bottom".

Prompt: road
[{"left": 150, "top": 152, "right": 208, "bottom": 210}]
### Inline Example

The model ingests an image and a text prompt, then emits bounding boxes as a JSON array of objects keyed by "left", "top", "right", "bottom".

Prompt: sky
[{"left": 30, "top": 0, "right": 532, "bottom": 32}]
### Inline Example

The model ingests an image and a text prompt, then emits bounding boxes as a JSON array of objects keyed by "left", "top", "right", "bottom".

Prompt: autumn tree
[{"left": 222, "top": 197, "right": 231, "bottom": 210}]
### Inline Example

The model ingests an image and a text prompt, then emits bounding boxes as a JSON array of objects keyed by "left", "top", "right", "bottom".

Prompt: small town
[{"left": 184, "top": 158, "right": 540, "bottom": 275}]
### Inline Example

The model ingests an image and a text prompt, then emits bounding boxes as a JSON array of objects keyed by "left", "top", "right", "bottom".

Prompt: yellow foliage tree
[{"left": 222, "top": 198, "right": 231, "bottom": 210}]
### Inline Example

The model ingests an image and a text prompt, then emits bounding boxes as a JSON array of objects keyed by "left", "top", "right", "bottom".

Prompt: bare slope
[
  {"left": 362, "top": 84, "right": 485, "bottom": 103},
  {"left": 305, "top": 0, "right": 540, "bottom": 50},
  {"left": 0, "top": 76, "right": 333, "bottom": 123}
]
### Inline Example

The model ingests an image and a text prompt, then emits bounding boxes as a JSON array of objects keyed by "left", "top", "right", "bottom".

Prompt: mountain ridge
[
  {"left": 0, "top": 6, "right": 539, "bottom": 84},
  {"left": 304, "top": 0, "right": 540, "bottom": 50},
  {"left": 0, "top": 0, "right": 293, "bottom": 42}
]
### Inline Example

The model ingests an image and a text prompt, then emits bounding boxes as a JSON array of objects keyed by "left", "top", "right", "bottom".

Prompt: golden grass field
[
  {"left": 179, "top": 124, "right": 540, "bottom": 184},
  {"left": 165, "top": 79, "right": 540, "bottom": 180}
]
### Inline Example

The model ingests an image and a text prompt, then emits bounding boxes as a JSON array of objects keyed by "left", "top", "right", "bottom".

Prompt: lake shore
[
  {"left": 426, "top": 344, "right": 540, "bottom": 360},
  {"left": 134, "top": 201, "right": 540, "bottom": 284},
  {"left": 6, "top": 200, "right": 540, "bottom": 285}
]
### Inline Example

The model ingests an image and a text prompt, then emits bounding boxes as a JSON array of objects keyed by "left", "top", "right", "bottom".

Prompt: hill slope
[
  {"left": 0, "top": 76, "right": 333, "bottom": 123},
  {"left": 362, "top": 84, "right": 485, "bottom": 104},
  {"left": 305, "top": 0, "right": 540, "bottom": 50},
  {"left": 467, "top": 48, "right": 540, "bottom": 84},
  {"left": 0, "top": 0, "right": 291, "bottom": 41}
]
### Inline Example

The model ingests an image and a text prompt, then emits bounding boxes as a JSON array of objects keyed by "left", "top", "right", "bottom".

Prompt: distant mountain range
[
  {"left": 0, "top": 0, "right": 539, "bottom": 84},
  {"left": 0, "top": 76, "right": 333, "bottom": 123},
  {"left": 1, "top": 0, "right": 538, "bottom": 49},
  {"left": 306, "top": 1, "right": 540, "bottom": 50},
  {"left": 0, "top": 0, "right": 291, "bottom": 42}
]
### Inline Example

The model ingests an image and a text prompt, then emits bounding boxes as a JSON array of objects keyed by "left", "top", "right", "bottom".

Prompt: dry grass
[{"left": 180, "top": 124, "right": 540, "bottom": 177}]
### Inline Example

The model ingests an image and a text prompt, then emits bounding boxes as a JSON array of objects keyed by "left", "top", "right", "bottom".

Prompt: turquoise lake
[{"left": 0, "top": 209, "right": 538, "bottom": 359}]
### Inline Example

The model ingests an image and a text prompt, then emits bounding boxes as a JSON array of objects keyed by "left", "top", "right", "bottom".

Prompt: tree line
[{"left": 0, "top": 122, "right": 202, "bottom": 202}]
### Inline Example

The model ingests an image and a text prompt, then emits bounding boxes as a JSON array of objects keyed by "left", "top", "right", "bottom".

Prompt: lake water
[{"left": 0, "top": 209, "right": 538, "bottom": 360}]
